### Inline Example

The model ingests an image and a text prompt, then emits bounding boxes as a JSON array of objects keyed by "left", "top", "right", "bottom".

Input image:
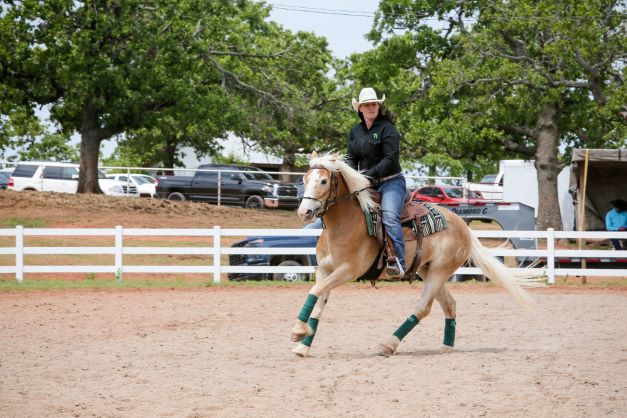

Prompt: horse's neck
[{"left": 323, "top": 183, "right": 366, "bottom": 234}]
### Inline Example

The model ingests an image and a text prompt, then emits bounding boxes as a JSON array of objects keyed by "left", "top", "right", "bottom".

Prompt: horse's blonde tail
[{"left": 469, "top": 233, "right": 543, "bottom": 310}]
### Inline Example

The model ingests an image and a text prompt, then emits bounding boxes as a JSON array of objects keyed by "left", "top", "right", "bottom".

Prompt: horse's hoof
[
  {"left": 378, "top": 344, "right": 395, "bottom": 357},
  {"left": 291, "top": 321, "right": 313, "bottom": 342},
  {"left": 378, "top": 335, "right": 401, "bottom": 357},
  {"left": 291, "top": 332, "right": 305, "bottom": 342},
  {"left": 439, "top": 345, "right": 454, "bottom": 353},
  {"left": 292, "top": 343, "right": 310, "bottom": 357}
]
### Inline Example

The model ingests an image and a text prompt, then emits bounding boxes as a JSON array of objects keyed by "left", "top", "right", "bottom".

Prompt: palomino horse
[{"left": 291, "top": 153, "right": 542, "bottom": 357}]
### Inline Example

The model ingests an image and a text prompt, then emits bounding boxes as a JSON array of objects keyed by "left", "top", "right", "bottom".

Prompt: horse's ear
[{"left": 311, "top": 151, "right": 318, "bottom": 159}]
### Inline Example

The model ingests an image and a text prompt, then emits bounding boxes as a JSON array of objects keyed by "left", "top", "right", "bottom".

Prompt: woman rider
[{"left": 346, "top": 87, "right": 407, "bottom": 277}]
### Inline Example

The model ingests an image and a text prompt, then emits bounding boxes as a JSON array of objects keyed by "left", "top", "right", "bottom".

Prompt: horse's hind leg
[
  {"left": 378, "top": 275, "right": 444, "bottom": 356},
  {"left": 292, "top": 291, "right": 330, "bottom": 357},
  {"left": 435, "top": 284, "right": 457, "bottom": 353}
]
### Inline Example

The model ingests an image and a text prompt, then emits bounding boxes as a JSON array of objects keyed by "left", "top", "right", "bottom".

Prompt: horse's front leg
[
  {"left": 291, "top": 290, "right": 319, "bottom": 342},
  {"left": 291, "top": 265, "right": 352, "bottom": 343},
  {"left": 291, "top": 291, "right": 330, "bottom": 357}
]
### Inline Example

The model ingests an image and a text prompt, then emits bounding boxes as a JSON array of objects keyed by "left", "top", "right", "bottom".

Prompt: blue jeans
[
  {"left": 374, "top": 176, "right": 408, "bottom": 269},
  {"left": 304, "top": 218, "right": 323, "bottom": 229}
]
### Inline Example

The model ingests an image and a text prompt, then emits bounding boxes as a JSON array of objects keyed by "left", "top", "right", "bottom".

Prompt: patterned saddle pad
[
  {"left": 364, "top": 201, "right": 447, "bottom": 239},
  {"left": 418, "top": 203, "right": 448, "bottom": 237}
]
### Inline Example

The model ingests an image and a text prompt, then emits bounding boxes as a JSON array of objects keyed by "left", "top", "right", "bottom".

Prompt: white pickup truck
[
  {"left": 468, "top": 172, "right": 503, "bottom": 201},
  {"left": 9, "top": 161, "right": 139, "bottom": 197}
]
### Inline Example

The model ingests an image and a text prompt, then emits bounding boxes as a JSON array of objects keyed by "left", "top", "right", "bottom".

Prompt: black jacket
[{"left": 346, "top": 117, "right": 402, "bottom": 180}]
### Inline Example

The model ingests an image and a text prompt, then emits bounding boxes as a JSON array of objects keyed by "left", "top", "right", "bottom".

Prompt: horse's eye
[{"left": 321, "top": 179, "right": 328, "bottom": 185}]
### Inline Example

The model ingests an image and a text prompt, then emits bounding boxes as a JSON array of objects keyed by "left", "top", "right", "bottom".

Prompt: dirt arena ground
[
  {"left": 1, "top": 190, "right": 626, "bottom": 416},
  {"left": 1, "top": 285, "right": 626, "bottom": 418}
]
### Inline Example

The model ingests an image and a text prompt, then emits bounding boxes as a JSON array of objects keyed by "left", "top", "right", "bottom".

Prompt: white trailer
[
  {"left": 501, "top": 160, "right": 575, "bottom": 230},
  {"left": 469, "top": 160, "right": 575, "bottom": 230}
]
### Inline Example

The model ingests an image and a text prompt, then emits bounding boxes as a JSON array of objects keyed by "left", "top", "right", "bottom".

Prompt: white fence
[{"left": 0, "top": 227, "right": 626, "bottom": 284}]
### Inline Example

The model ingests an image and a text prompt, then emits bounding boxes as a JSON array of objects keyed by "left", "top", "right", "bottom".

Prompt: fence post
[
  {"left": 115, "top": 225, "right": 123, "bottom": 281},
  {"left": 16, "top": 225, "right": 23, "bottom": 283},
  {"left": 547, "top": 228, "right": 555, "bottom": 285},
  {"left": 213, "top": 225, "right": 221, "bottom": 283}
]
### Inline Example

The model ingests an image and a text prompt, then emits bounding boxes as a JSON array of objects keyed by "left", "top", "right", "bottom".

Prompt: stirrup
[{"left": 385, "top": 257, "right": 405, "bottom": 278}]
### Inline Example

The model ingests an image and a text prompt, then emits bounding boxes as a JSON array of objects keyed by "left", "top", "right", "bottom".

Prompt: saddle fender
[{"left": 366, "top": 190, "right": 431, "bottom": 283}]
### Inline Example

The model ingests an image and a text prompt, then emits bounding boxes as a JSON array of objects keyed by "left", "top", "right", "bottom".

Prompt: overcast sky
[{"left": 264, "top": 0, "right": 380, "bottom": 58}]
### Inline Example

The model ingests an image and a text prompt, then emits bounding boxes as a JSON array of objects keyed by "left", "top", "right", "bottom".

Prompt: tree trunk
[
  {"left": 534, "top": 103, "right": 562, "bottom": 231},
  {"left": 280, "top": 152, "right": 298, "bottom": 182},
  {"left": 77, "top": 101, "right": 103, "bottom": 194},
  {"left": 161, "top": 139, "right": 178, "bottom": 176}
]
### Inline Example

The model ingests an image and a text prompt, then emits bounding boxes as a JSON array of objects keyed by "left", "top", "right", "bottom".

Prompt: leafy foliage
[
  {"left": 346, "top": 0, "right": 626, "bottom": 228},
  {"left": 0, "top": 107, "right": 78, "bottom": 162},
  {"left": 0, "top": 1, "right": 341, "bottom": 190}
]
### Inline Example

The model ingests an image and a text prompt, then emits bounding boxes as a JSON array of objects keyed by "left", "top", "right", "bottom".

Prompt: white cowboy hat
[{"left": 351, "top": 87, "right": 385, "bottom": 112}]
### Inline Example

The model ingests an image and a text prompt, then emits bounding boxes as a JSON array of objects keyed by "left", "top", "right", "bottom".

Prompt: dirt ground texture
[
  {"left": 1, "top": 190, "right": 626, "bottom": 417},
  {"left": 0, "top": 189, "right": 302, "bottom": 229},
  {"left": 0, "top": 286, "right": 626, "bottom": 418}
]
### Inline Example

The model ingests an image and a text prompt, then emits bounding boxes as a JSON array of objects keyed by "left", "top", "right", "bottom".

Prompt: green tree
[
  {"left": 350, "top": 0, "right": 626, "bottom": 229},
  {"left": 214, "top": 27, "right": 348, "bottom": 175},
  {"left": 106, "top": 22, "right": 341, "bottom": 175},
  {"left": 0, "top": 108, "right": 78, "bottom": 162},
  {"left": 1, "top": 1, "right": 336, "bottom": 192}
]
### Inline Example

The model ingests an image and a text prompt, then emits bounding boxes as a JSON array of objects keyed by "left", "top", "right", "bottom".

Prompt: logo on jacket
[{"left": 372, "top": 133, "right": 379, "bottom": 140}]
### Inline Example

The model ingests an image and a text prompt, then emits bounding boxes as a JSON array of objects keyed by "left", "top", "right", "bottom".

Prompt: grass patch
[
  {"left": 0, "top": 276, "right": 321, "bottom": 291},
  {"left": 554, "top": 276, "right": 627, "bottom": 287},
  {"left": 0, "top": 275, "right": 623, "bottom": 292},
  {"left": 1, "top": 217, "right": 48, "bottom": 228},
  {"left": 0, "top": 278, "right": 216, "bottom": 291},
  {"left": 220, "top": 279, "right": 313, "bottom": 288}
]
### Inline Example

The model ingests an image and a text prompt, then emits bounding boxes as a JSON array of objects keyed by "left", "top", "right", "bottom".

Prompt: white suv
[
  {"left": 106, "top": 173, "right": 157, "bottom": 198},
  {"left": 9, "top": 161, "right": 139, "bottom": 197}
]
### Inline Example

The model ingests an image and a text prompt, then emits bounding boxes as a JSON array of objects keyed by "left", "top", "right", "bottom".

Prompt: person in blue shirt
[{"left": 605, "top": 198, "right": 627, "bottom": 250}]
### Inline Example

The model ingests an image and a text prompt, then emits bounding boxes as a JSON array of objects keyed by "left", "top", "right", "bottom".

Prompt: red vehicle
[{"left": 411, "top": 185, "right": 484, "bottom": 204}]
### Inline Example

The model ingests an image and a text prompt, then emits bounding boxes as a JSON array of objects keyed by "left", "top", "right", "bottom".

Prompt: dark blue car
[{"left": 228, "top": 233, "right": 318, "bottom": 281}]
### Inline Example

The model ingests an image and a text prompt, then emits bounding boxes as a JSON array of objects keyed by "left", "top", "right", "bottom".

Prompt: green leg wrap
[
  {"left": 298, "top": 294, "right": 318, "bottom": 323},
  {"left": 443, "top": 318, "right": 456, "bottom": 347},
  {"left": 301, "top": 317, "right": 319, "bottom": 347},
  {"left": 393, "top": 314, "right": 420, "bottom": 340}
]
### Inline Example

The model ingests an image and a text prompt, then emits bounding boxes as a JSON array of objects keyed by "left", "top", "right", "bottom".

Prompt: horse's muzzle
[{"left": 297, "top": 205, "right": 320, "bottom": 224}]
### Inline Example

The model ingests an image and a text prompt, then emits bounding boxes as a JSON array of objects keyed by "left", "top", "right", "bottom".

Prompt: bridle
[{"left": 301, "top": 166, "right": 367, "bottom": 220}]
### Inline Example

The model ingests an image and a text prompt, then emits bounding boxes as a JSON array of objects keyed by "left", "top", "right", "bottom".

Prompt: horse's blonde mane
[{"left": 310, "top": 153, "right": 375, "bottom": 212}]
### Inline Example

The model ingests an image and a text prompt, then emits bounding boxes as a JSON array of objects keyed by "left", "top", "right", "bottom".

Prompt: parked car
[
  {"left": 294, "top": 175, "right": 305, "bottom": 200},
  {"left": 0, "top": 170, "right": 12, "bottom": 189},
  {"left": 156, "top": 164, "right": 300, "bottom": 209},
  {"left": 106, "top": 173, "right": 157, "bottom": 198},
  {"left": 227, "top": 228, "right": 430, "bottom": 283},
  {"left": 228, "top": 233, "right": 318, "bottom": 281},
  {"left": 8, "top": 161, "right": 139, "bottom": 197},
  {"left": 411, "top": 185, "right": 484, "bottom": 204}
]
